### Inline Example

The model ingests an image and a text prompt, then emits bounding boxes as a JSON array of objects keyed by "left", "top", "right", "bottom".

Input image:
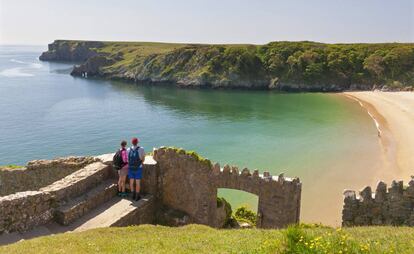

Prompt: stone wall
[
  {"left": 0, "top": 148, "right": 302, "bottom": 233},
  {"left": 153, "top": 147, "right": 302, "bottom": 228},
  {"left": 0, "top": 191, "right": 54, "bottom": 233},
  {"left": 111, "top": 195, "right": 156, "bottom": 227},
  {"left": 0, "top": 162, "right": 111, "bottom": 233},
  {"left": 0, "top": 157, "right": 98, "bottom": 196},
  {"left": 342, "top": 178, "right": 414, "bottom": 226}
]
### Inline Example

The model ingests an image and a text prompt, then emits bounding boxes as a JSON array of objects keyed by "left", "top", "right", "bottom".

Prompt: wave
[
  {"left": 0, "top": 67, "right": 34, "bottom": 77},
  {"left": 10, "top": 58, "right": 42, "bottom": 69},
  {"left": 10, "top": 59, "right": 26, "bottom": 64},
  {"left": 0, "top": 58, "right": 42, "bottom": 77},
  {"left": 31, "top": 63, "right": 42, "bottom": 69}
]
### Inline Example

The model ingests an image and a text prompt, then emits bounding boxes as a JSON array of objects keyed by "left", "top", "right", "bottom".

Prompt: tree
[
  {"left": 383, "top": 47, "right": 414, "bottom": 78},
  {"left": 363, "top": 53, "right": 385, "bottom": 80}
]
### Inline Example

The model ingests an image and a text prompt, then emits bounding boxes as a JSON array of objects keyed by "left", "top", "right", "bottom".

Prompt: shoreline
[{"left": 344, "top": 91, "right": 414, "bottom": 182}]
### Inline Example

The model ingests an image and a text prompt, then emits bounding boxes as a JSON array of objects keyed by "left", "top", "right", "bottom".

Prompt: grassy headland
[
  {"left": 40, "top": 40, "right": 414, "bottom": 91},
  {"left": 1, "top": 224, "right": 414, "bottom": 253}
]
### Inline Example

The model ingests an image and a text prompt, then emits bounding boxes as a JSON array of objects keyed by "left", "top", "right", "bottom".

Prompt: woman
[{"left": 117, "top": 140, "right": 129, "bottom": 197}]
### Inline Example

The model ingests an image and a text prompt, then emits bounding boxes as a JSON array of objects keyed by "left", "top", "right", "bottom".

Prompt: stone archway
[
  {"left": 153, "top": 147, "right": 301, "bottom": 229},
  {"left": 216, "top": 188, "right": 259, "bottom": 227}
]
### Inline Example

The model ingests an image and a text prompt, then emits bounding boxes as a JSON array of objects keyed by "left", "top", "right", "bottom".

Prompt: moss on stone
[{"left": 164, "top": 147, "right": 212, "bottom": 167}]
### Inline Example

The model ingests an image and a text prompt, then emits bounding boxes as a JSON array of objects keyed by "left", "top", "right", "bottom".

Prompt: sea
[{"left": 0, "top": 45, "right": 386, "bottom": 225}]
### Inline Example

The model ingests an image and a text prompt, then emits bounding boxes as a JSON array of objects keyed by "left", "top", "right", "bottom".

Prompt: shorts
[
  {"left": 128, "top": 166, "right": 143, "bottom": 180},
  {"left": 118, "top": 165, "right": 128, "bottom": 177}
]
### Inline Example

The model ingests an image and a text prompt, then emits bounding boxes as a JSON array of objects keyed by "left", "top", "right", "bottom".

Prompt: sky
[{"left": 1, "top": 0, "right": 413, "bottom": 45}]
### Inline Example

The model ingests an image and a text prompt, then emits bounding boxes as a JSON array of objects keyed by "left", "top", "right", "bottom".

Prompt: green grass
[
  {"left": 0, "top": 164, "right": 23, "bottom": 170},
  {"left": 1, "top": 224, "right": 414, "bottom": 254}
]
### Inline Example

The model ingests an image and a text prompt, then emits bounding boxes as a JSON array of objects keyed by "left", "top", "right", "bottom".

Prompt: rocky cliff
[
  {"left": 39, "top": 40, "right": 103, "bottom": 62},
  {"left": 40, "top": 40, "right": 414, "bottom": 91}
]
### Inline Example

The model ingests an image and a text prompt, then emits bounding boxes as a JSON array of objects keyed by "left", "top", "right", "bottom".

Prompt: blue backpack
[{"left": 128, "top": 146, "right": 142, "bottom": 170}]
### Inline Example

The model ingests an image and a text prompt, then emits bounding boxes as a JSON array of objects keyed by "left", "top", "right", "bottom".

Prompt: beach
[{"left": 345, "top": 91, "right": 414, "bottom": 182}]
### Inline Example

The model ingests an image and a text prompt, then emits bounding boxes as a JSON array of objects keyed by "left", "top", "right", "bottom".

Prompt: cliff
[
  {"left": 40, "top": 40, "right": 414, "bottom": 91},
  {"left": 39, "top": 40, "right": 104, "bottom": 62}
]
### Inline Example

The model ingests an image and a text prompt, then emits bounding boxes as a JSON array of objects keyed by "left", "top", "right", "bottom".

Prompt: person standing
[
  {"left": 128, "top": 137, "right": 145, "bottom": 201},
  {"left": 113, "top": 140, "right": 129, "bottom": 197}
]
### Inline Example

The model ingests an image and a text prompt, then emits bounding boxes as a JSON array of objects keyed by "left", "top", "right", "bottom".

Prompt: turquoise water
[{"left": 0, "top": 46, "right": 385, "bottom": 225}]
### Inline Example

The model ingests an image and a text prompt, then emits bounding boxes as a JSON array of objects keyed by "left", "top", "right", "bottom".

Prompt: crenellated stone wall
[
  {"left": 153, "top": 147, "right": 302, "bottom": 228},
  {"left": 0, "top": 147, "right": 302, "bottom": 234},
  {"left": 0, "top": 157, "right": 98, "bottom": 197},
  {"left": 342, "top": 177, "right": 414, "bottom": 226}
]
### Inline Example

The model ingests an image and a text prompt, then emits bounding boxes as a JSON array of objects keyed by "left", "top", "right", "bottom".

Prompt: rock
[
  {"left": 238, "top": 222, "right": 253, "bottom": 229},
  {"left": 156, "top": 206, "right": 192, "bottom": 227},
  {"left": 71, "top": 56, "right": 114, "bottom": 77},
  {"left": 268, "top": 77, "right": 279, "bottom": 89},
  {"left": 39, "top": 40, "right": 103, "bottom": 62}
]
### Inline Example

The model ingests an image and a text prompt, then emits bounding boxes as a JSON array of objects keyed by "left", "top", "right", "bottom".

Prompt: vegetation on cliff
[
  {"left": 0, "top": 165, "right": 23, "bottom": 170},
  {"left": 40, "top": 40, "right": 414, "bottom": 91},
  {"left": 2, "top": 224, "right": 414, "bottom": 253}
]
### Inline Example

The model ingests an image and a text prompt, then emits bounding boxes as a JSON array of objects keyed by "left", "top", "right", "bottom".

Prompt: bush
[{"left": 233, "top": 206, "right": 257, "bottom": 226}]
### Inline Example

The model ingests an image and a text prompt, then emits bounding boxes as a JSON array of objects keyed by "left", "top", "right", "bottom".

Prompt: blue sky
[{"left": 1, "top": 0, "right": 413, "bottom": 45}]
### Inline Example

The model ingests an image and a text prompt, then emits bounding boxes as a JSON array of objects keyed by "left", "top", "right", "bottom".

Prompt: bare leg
[
  {"left": 117, "top": 173, "right": 122, "bottom": 192},
  {"left": 135, "top": 179, "right": 141, "bottom": 193},
  {"left": 120, "top": 175, "right": 127, "bottom": 192},
  {"left": 129, "top": 178, "right": 134, "bottom": 194}
]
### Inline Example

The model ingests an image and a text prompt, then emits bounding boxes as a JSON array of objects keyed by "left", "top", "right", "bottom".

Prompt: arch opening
[{"left": 216, "top": 188, "right": 259, "bottom": 228}]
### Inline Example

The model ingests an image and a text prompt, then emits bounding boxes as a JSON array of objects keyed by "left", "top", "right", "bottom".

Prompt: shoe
[
  {"left": 132, "top": 192, "right": 136, "bottom": 200},
  {"left": 135, "top": 194, "right": 141, "bottom": 201},
  {"left": 121, "top": 192, "right": 127, "bottom": 197},
  {"left": 117, "top": 191, "right": 122, "bottom": 197}
]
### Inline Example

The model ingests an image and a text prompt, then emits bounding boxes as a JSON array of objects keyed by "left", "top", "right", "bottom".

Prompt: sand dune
[{"left": 345, "top": 91, "right": 414, "bottom": 181}]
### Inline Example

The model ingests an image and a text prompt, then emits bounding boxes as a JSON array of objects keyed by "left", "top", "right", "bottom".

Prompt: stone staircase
[
  {"left": 73, "top": 194, "right": 154, "bottom": 232},
  {"left": 45, "top": 160, "right": 155, "bottom": 229},
  {"left": 0, "top": 195, "right": 155, "bottom": 245},
  {"left": 54, "top": 179, "right": 118, "bottom": 225},
  {"left": 0, "top": 159, "right": 155, "bottom": 245}
]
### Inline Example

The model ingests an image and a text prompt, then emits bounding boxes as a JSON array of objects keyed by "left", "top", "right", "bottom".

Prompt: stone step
[
  {"left": 54, "top": 180, "right": 118, "bottom": 225},
  {"left": 41, "top": 162, "right": 111, "bottom": 201},
  {"left": 73, "top": 194, "right": 155, "bottom": 232}
]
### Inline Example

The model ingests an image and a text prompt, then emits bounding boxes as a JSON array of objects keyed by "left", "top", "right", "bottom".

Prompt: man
[{"left": 127, "top": 137, "right": 145, "bottom": 201}]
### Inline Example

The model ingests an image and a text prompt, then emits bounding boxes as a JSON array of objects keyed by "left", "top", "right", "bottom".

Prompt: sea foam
[
  {"left": 0, "top": 58, "right": 42, "bottom": 77},
  {"left": 0, "top": 67, "right": 34, "bottom": 77}
]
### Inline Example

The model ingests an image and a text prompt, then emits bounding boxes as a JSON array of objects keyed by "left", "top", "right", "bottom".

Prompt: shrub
[{"left": 233, "top": 206, "right": 257, "bottom": 226}]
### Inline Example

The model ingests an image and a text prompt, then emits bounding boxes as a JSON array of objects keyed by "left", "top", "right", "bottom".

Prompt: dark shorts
[{"left": 128, "top": 166, "right": 142, "bottom": 180}]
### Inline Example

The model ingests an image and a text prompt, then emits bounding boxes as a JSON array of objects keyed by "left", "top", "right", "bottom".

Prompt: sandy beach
[{"left": 345, "top": 91, "right": 414, "bottom": 182}]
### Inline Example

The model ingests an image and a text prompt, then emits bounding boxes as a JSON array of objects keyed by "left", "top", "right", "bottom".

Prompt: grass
[
  {"left": 0, "top": 164, "right": 23, "bottom": 170},
  {"left": 1, "top": 224, "right": 414, "bottom": 254}
]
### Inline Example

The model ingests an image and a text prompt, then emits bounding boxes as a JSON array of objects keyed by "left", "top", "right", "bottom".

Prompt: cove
[{"left": 0, "top": 46, "right": 385, "bottom": 225}]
